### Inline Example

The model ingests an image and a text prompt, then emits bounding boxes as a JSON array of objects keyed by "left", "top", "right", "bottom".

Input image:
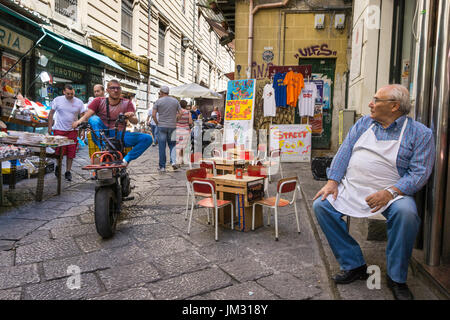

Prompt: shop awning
[
  {"left": 44, "top": 32, "right": 126, "bottom": 73},
  {"left": 0, "top": 3, "right": 48, "bottom": 29}
]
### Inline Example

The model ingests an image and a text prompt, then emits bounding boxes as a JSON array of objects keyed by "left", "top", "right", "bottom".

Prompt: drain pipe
[{"left": 247, "top": 0, "right": 290, "bottom": 76}]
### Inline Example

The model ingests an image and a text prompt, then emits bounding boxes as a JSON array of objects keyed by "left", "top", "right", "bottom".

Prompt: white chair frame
[
  {"left": 188, "top": 180, "right": 234, "bottom": 241},
  {"left": 252, "top": 178, "right": 300, "bottom": 241}
]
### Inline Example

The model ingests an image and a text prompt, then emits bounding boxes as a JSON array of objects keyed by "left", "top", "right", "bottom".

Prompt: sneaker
[
  {"left": 64, "top": 171, "right": 72, "bottom": 181},
  {"left": 158, "top": 168, "right": 166, "bottom": 173},
  {"left": 172, "top": 164, "right": 179, "bottom": 171},
  {"left": 122, "top": 159, "right": 128, "bottom": 167}
]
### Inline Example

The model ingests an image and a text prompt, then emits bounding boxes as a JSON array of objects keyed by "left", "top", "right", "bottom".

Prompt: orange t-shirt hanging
[{"left": 283, "top": 70, "right": 305, "bottom": 107}]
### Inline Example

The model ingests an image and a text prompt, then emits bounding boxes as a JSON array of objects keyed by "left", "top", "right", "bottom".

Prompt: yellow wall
[{"left": 234, "top": 1, "right": 350, "bottom": 152}]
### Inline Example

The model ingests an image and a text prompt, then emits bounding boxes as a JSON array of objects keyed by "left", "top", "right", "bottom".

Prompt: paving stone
[
  {"left": 58, "top": 206, "right": 91, "bottom": 218},
  {"left": 16, "top": 230, "right": 51, "bottom": 247},
  {"left": 98, "top": 261, "right": 161, "bottom": 291},
  {"left": 257, "top": 272, "right": 325, "bottom": 300},
  {"left": 50, "top": 224, "right": 98, "bottom": 239},
  {"left": 14, "top": 208, "right": 64, "bottom": 221},
  {"left": 218, "top": 257, "right": 274, "bottom": 282},
  {"left": 39, "top": 216, "right": 83, "bottom": 230},
  {"left": 198, "top": 242, "right": 255, "bottom": 264},
  {"left": 138, "top": 236, "right": 196, "bottom": 258},
  {"left": 49, "top": 191, "right": 92, "bottom": 204},
  {"left": 89, "top": 286, "right": 155, "bottom": 300},
  {"left": 0, "top": 218, "right": 46, "bottom": 240},
  {"left": 151, "top": 250, "right": 210, "bottom": 277},
  {"left": 103, "top": 245, "right": 151, "bottom": 266},
  {"left": 117, "top": 216, "right": 157, "bottom": 227},
  {"left": 0, "top": 250, "right": 14, "bottom": 267},
  {"left": 0, "top": 287, "right": 22, "bottom": 300},
  {"left": 0, "top": 240, "right": 15, "bottom": 251},
  {"left": 79, "top": 213, "right": 94, "bottom": 224},
  {"left": 23, "top": 273, "right": 102, "bottom": 300},
  {"left": 74, "top": 231, "right": 133, "bottom": 253},
  {"left": 204, "top": 281, "right": 278, "bottom": 300},
  {"left": 43, "top": 250, "right": 112, "bottom": 280},
  {"left": 0, "top": 264, "right": 40, "bottom": 290},
  {"left": 15, "top": 238, "right": 81, "bottom": 265},
  {"left": 146, "top": 267, "right": 233, "bottom": 300},
  {"left": 123, "top": 223, "right": 179, "bottom": 242}
]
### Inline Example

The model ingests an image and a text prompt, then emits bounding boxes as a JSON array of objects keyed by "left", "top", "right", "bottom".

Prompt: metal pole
[
  {"left": 424, "top": 0, "right": 450, "bottom": 266},
  {"left": 147, "top": 1, "right": 152, "bottom": 108}
]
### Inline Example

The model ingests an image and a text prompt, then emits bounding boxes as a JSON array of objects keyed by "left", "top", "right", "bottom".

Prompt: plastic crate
[
  {"left": 87, "top": 132, "right": 131, "bottom": 158},
  {"left": 311, "top": 157, "right": 333, "bottom": 181}
]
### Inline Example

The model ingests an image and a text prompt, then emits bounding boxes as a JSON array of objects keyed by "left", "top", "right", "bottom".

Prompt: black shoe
[
  {"left": 64, "top": 171, "right": 72, "bottom": 181},
  {"left": 55, "top": 165, "right": 59, "bottom": 177},
  {"left": 386, "top": 275, "right": 414, "bottom": 300},
  {"left": 172, "top": 164, "right": 179, "bottom": 171},
  {"left": 332, "top": 264, "right": 368, "bottom": 284}
]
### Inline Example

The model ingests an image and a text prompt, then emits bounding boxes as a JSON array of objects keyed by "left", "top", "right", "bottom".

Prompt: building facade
[{"left": 3, "top": 0, "right": 235, "bottom": 118}]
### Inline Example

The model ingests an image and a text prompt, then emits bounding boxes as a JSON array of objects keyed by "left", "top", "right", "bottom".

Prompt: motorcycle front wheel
[{"left": 94, "top": 187, "right": 118, "bottom": 238}]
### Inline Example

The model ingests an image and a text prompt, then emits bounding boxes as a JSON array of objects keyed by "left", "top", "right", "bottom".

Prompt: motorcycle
[{"left": 78, "top": 114, "right": 133, "bottom": 238}]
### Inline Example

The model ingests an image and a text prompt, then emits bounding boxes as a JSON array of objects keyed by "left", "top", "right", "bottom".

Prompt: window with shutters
[
  {"left": 158, "top": 22, "right": 167, "bottom": 67},
  {"left": 121, "top": 0, "right": 133, "bottom": 49},
  {"left": 55, "top": 0, "right": 77, "bottom": 21}
]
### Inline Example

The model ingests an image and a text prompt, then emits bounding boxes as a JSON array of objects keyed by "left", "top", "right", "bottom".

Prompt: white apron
[{"left": 327, "top": 119, "right": 408, "bottom": 218}]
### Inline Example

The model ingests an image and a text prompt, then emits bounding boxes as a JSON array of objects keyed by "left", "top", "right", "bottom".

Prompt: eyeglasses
[
  {"left": 108, "top": 86, "right": 122, "bottom": 91},
  {"left": 371, "top": 98, "right": 398, "bottom": 104}
]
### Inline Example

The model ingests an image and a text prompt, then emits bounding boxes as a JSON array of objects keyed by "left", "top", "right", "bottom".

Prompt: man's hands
[
  {"left": 124, "top": 112, "right": 135, "bottom": 119},
  {"left": 72, "top": 120, "right": 81, "bottom": 129},
  {"left": 313, "top": 180, "right": 339, "bottom": 201},
  {"left": 365, "top": 190, "right": 393, "bottom": 213}
]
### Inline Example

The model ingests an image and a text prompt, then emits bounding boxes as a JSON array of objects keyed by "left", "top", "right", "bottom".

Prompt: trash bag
[{"left": 311, "top": 157, "right": 333, "bottom": 181}]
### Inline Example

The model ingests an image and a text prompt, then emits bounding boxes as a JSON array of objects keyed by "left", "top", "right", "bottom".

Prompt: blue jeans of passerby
[
  {"left": 150, "top": 124, "right": 158, "bottom": 144},
  {"left": 313, "top": 196, "right": 420, "bottom": 283},
  {"left": 157, "top": 126, "right": 176, "bottom": 169},
  {"left": 89, "top": 115, "right": 152, "bottom": 163}
]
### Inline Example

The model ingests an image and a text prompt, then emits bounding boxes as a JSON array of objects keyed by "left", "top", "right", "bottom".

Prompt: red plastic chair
[
  {"left": 252, "top": 176, "right": 300, "bottom": 241},
  {"left": 188, "top": 178, "right": 234, "bottom": 241},
  {"left": 199, "top": 159, "right": 217, "bottom": 177},
  {"left": 185, "top": 168, "right": 208, "bottom": 221}
]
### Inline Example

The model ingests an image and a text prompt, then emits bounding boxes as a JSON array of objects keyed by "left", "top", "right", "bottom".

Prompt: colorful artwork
[
  {"left": 227, "top": 79, "right": 255, "bottom": 100},
  {"left": 270, "top": 125, "right": 312, "bottom": 162},
  {"left": 225, "top": 100, "right": 253, "bottom": 120}
]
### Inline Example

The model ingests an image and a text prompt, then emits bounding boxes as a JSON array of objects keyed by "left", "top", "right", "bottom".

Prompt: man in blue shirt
[{"left": 313, "top": 84, "right": 435, "bottom": 300}]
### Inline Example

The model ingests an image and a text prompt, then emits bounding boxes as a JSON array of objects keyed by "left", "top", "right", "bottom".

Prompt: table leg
[
  {"left": 36, "top": 147, "right": 46, "bottom": 202},
  {"left": 57, "top": 152, "right": 63, "bottom": 195},
  {"left": 9, "top": 160, "right": 16, "bottom": 190}
]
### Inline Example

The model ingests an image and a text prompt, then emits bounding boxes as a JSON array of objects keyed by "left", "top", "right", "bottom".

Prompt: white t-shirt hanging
[
  {"left": 263, "top": 83, "right": 276, "bottom": 117},
  {"left": 298, "top": 82, "right": 318, "bottom": 117}
]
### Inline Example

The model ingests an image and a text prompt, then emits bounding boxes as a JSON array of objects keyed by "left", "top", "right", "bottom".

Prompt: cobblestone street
[{"left": 0, "top": 144, "right": 438, "bottom": 300}]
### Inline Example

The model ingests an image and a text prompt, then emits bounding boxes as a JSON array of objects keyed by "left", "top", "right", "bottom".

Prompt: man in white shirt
[
  {"left": 48, "top": 84, "right": 84, "bottom": 181},
  {"left": 146, "top": 102, "right": 158, "bottom": 146}
]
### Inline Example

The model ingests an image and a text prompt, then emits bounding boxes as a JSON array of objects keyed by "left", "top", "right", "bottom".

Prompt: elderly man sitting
[{"left": 313, "top": 84, "right": 435, "bottom": 300}]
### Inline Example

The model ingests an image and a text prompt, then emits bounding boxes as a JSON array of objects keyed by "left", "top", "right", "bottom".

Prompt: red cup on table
[{"left": 245, "top": 151, "right": 250, "bottom": 160}]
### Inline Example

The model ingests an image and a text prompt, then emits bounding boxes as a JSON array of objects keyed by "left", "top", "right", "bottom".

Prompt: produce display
[
  {"left": 0, "top": 144, "right": 31, "bottom": 159},
  {"left": 0, "top": 131, "right": 74, "bottom": 146}
]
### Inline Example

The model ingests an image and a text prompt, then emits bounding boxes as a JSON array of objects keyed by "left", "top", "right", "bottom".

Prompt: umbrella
[{"left": 169, "top": 83, "right": 223, "bottom": 99}]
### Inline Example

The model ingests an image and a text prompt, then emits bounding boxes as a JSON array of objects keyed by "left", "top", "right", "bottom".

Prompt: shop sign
[
  {"left": 38, "top": 50, "right": 87, "bottom": 71},
  {"left": 51, "top": 64, "right": 83, "bottom": 81},
  {"left": 270, "top": 124, "right": 312, "bottom": 162},
  {"left": 0, "top": 25, "right": 33, "bottom": 54},
  {"left": 90, "top": 66, "right": 103, "bottom": 75}
]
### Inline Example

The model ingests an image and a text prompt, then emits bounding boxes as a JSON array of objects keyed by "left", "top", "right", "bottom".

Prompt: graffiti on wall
[
  {"left": 251, "top": 62, "right": 274, "bottom": 79},
  {"left": 294, "top": 44, "right": 337, "bottom": 59}
]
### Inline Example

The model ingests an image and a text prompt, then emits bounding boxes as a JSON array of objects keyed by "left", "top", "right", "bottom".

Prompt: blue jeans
[
  {"left": 313, "top": 196, "right": 420, "bottom": 283},
  {"left": 157, "top": 126, "right": 176, "bottom": 169},
  {"left": 89, "top": 115, "right": 152, "bottom": 163},
  {"left": 150, "top": 124, "right": 158, "bottom": 144}
]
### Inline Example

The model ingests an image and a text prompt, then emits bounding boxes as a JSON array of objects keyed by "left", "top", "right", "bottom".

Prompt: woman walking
[{"left": 175, "top": 100, "right": 193, "bottom": 167}]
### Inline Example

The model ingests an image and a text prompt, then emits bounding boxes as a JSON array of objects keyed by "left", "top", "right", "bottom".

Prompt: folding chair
[
  {"left": 252, "top": 176, "right": 300, "bottom": 241},
  {"left": 188, "top": 179, "right": 234, "bottom": 241}
]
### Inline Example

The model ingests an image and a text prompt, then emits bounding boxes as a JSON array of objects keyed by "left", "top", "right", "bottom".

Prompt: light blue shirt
[{"left": 327, "top": 115, "right": 435, "bottom": 195}]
